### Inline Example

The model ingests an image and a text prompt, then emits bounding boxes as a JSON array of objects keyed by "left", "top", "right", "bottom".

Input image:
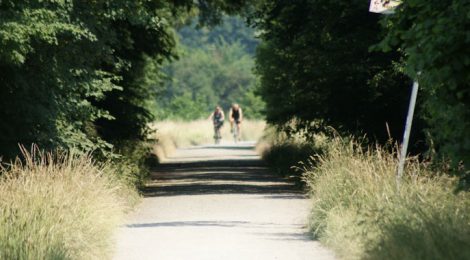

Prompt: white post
[
  {"left": 368, "top": 0, "right": 417, "bottom": 188},
  {"left": 396, "top": 80, "right": 419, "bottom": 187}
]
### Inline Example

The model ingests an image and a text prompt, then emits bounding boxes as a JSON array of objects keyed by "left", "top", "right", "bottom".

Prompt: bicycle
[
  {"left": 232, "top": 122, "right": 239, "bottom": 143},
  {"left": 214, "top": 121, "right": 223, "bottom": 144}
]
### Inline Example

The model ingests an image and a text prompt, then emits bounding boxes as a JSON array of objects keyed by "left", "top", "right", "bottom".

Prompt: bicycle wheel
[
  {"left": 232, "top": 124, "right": 238, "bottom": 143},
  {"left": 214, "top": 126, "right": 222, "bottom": 144}
]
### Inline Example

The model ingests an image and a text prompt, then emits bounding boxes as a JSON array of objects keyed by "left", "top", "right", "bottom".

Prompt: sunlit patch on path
[{"left": 113, "top": 141, "right": 335, "bottom": 260}]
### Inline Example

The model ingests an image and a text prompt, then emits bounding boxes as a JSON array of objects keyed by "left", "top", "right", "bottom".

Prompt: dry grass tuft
[{"left": 0, "top": 146, "right": 139, "bottom": 260}]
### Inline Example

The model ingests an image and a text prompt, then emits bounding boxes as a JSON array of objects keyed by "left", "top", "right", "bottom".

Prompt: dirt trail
[{"left": 113, "top": 141, "right": 335, "bottom": 260}]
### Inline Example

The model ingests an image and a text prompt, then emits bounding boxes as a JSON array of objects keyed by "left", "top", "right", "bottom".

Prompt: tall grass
[
  {"left": 150, "top": 119, "right": 266, "bottom": 161},
  {"left": 0, "top": 147, "right": 139, "bottom": 259},
  {"left": 302, "top": 138, "right": 470, "bottom": 260}
]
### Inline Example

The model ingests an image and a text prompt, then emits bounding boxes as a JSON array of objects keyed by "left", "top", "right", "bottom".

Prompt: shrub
[
  {"left": 0, "top": 147, "right": 139, "bottom": 259},
  {"left": 258, "top": 126, "right": 328, "bottom": 183}
]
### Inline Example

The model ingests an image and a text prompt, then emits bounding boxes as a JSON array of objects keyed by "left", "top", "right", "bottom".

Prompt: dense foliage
[
  {"left": 0, "top": 1, "right": 251, "bottom": 161},
  {"left": 253, "top": 0, "right": 423, "bottom": 144},
  {"left": 379, "top": 0, "right": 470, "bottom": 173},
  {"left": 155, "top": 16, "right": 264, "bottom": 120},
  {"left": 0, "top": 1, "right": 180, "bottom": 160}
]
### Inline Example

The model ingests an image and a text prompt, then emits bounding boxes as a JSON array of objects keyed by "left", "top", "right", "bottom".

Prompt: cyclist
[
  {"left": 209, "top": 106, "right": 225, "bottom": 143},
  {"left": 228, "top": 103, "right": 243, "bottom": 140}
]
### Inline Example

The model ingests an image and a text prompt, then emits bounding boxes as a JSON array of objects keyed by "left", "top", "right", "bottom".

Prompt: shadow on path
[
  {"left": 126, "top": 220, "right": 251, "bottom": 228},
  {"left": 125, "top": 221, "right": 312, "bottom": 242},
  {"left": 142, "top": 145, "right": 303, "bottom": 197},
  {"left": 184, "top": 145, "right": 256, "bottom": 151}
]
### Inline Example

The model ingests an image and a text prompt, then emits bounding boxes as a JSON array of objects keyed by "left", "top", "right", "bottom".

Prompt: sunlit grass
[
  {"left": 0, "top": 147, "right": 139, "bottom": 259},
  {"left": 259, "top": 126, "right": 470, "bottom": 259},
  {"left": 301, "top": 138, "right": 470, "bottom": 259},
  {"left": 150, "top": 119, "right": 266, "bottom": 161}
]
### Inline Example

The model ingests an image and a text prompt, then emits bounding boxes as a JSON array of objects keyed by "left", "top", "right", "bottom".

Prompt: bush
[
  {"left": 303, "top": 138, "right": 470, "bottom": 259},
  {"left": 0, "top": 147, "right": 139, "bottom": 259},
  {"left": 258, "top": 126, "right": 328, "bottom": 183},
  {"left": 110, "top": 140, "right": 157, "bottom": 188}
]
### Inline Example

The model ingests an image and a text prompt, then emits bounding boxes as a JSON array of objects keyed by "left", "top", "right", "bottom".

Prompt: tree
[
  {"left": 253, "top": 0, "right": 423, "bottom": 144},
  {"left": 0, "top": 1, "right": 118, "bottom": 158},
  {"left": 0, "top": 0, "right": 255, "bottom": 160}
]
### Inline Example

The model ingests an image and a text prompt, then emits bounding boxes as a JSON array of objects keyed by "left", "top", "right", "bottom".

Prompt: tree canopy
[
  {"left": 0, "top": 0, "right": 251, "bottom": 159},
  {"left": 253, "top": 0, "right": 422, "bottom": 144}
]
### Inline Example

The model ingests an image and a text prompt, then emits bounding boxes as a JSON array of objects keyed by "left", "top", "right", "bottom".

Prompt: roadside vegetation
[
  {"left": 0, "top": 147, "right": 138, "bottom": 259},
  {"left": 260, "top": 133, "right": 470, "bottom": 259},
  {"left": 304, "top": 138, "right": 470, "bottom": 259},
  {"left": 257, "top": 126, "right": 328, "bottom": 184}
]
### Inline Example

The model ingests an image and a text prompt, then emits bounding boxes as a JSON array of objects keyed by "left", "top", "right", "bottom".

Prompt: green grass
[
  {"left": 302, "top": 138, "right": 470, "bottom": 260},
  {"left": 0, "top": 147, "right": 139, "bottom": 260}
]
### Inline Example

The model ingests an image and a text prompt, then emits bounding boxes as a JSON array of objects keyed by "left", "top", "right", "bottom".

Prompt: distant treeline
[{"left": 155, "top": 16, "right": 264, "bottom": 120}]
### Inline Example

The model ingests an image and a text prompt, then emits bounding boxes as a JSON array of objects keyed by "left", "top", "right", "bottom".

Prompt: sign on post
[{"left": 369, "top": 0, "right": 400, "bottom": 14}]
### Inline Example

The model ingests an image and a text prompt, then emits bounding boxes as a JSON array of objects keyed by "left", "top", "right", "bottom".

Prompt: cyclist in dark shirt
[{"left": 228, "top": 103, "right": 243, "bottom": 140}]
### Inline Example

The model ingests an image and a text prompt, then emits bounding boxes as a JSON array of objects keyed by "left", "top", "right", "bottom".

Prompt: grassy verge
[
  {"left": 0, "top": 147, "right": 139, "bottom": 259},
  {"left": 150, "top": 119, "right": 266, "bottom": 161},
  {"left": 302, "top": 138, "right": 470, "bottom": 259}
]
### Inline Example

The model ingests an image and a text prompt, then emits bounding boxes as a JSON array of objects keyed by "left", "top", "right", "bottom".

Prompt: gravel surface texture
[{"left": 113, "top": 141, "right": 335, "bottom": 260}]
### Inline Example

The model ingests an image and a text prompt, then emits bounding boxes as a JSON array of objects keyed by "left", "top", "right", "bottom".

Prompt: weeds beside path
[
  {"left": 0, "top": 150, "right": 138, "bottom": 260},
  {"left": 113, "top": 141, "right": 335, "bottom": 259}
]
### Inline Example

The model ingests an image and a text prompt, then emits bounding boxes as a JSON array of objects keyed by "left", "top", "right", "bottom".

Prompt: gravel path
[{"left": 113, "top": 141, "right": 335, "bottom": 260}]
